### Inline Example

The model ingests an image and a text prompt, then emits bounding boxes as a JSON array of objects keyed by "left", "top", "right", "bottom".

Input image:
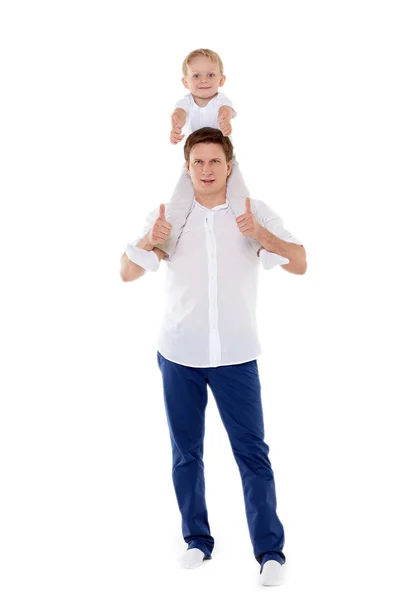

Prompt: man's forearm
[
  {"left": 120, "top": 253, "right": 145, "bottom": 282},
  {"left": 136, "top": 233, "right": 154, "bottom": 251},
  {"left": 256, "top": 226, "right": 307, "bottom": 274},
  {"left": 120, "top": 234, "right": 159, "bottom": 282}
]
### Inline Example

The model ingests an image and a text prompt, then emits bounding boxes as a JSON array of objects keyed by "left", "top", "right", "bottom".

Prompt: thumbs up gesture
[
  {"left": 170, "top": 115, "right": 185, "bottom": 145},
  {"left": 218, "top": 109, "right": 232, "bottom": 136},
  {"left": 147, "top": 204, "right": 172, "bottom": 247},
  {"left": 235, "top": 197, "right": 261, "bottom": 241}
]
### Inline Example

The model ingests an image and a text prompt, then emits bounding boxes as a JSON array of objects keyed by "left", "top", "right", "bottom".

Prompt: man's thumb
[
  {"left": 159, "top": 203, "right": 166, "bottom": 220},
  {"left": 245, "top": 197, "right": 252, "bottom": 213}
]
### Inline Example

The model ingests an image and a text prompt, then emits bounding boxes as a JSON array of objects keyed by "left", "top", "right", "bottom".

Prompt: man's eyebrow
[{"left": 192, "top": 158, "right": 221, "bottom": 161}]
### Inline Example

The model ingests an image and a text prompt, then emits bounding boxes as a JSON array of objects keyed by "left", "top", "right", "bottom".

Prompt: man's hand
[
  {"left": 153, "top": 247, "right": 168, "bottom": 261},
  {"left": 170, "top": 115, "right": 185, "bottom": 144},
  {"left": 236, "top": 197, "right": 262, "bottom": 241},
  {"left": 218, "top": 109, "right": 232, "bottom": 136},
  {"left": 147, "top": 204, "right": 172, "bottom": 247}
]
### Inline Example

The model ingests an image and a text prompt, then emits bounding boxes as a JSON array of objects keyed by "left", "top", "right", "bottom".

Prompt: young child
[{"left": 154, "top": 48, "right": 263, "bottom": 259}]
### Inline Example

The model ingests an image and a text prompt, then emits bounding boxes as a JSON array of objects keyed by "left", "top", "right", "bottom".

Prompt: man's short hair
[{"left": 184, "top": 127, "right": 234, "bottom": 163}]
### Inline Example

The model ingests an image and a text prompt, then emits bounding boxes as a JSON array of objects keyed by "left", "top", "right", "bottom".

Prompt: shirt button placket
[{"left": 206, "top": 212, "right": 221, "bottom": 366}]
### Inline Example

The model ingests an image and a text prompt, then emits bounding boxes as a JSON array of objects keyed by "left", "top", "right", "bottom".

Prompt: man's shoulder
[
  {"left": 250, "top": 198, "right": 281, "bottom": 222},
  {"left": 228, "top": 196, "right": 279, "bottom": 221}
]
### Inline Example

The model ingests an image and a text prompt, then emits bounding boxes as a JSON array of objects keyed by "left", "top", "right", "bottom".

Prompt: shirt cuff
[
  {"left": 259, "top": 249, "right": 290, "bottom": 270},
  {"left": 124, "top": 243, "right": 160, "bottom": 272}
]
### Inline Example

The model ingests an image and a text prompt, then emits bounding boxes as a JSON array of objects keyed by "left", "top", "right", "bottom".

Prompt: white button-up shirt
[{"left": 128, "top": 197, "right": 302, "bottom": 368}]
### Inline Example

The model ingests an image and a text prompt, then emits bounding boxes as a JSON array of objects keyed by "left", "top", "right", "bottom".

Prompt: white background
[{"left": 1, "top": 0, "right": 399, "bottom": 598}]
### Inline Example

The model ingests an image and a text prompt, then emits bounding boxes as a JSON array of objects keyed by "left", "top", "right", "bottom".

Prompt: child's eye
[
  {"left": 193, "top": 74, "right": 199, "bottom": 78},
  {"left": 209, "top": 74, "right": 215, "bottom": 77}
]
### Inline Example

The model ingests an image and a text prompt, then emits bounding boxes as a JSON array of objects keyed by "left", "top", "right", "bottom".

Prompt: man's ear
[
  {"left": 219, "top": 75, "right": 226, "bottom": 87},
  {"left": 226, "top": 159, "right": 232, "bottom": 177},
  {"left": 182, "top": 76, "right": 189, "bottom": 89},
  {"left": 185, "top": 161, "right": 190, "bottom": 175}
]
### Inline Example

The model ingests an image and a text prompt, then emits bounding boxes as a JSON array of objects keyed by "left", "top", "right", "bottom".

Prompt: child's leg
[
  {"left": 153, "top": 162, "right": 194, "bottom": 259},
  {"left": 227, "top": 154, "right": 251, "bottom": 198},
  {"left": 228, "top": 155, "right": 263, "bottom": 255}
]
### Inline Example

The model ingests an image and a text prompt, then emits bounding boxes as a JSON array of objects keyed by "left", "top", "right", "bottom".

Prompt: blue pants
[{"left": 156, "top": 351, "right": 286, "bottom": 569}]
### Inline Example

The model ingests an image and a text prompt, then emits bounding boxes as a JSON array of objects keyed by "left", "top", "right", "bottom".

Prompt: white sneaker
[
  {"left": 260, "top": 560, "right": 285, "bottom": 586},
  {"left": 180, "top": 548, "right": 206, "bottom": 569}
]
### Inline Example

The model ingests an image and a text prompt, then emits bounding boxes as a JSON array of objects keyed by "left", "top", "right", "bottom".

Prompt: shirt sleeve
[
  {"left": 174, "top": 94, "right": 191, "bottom": 114},
  {"left": 123, "top": 206, "right": 161, "bottom": 272},
  {"left": 215, "top": 92, "right": 237, "bottom": 118},
  {"left": 253, "top": 199, "right": 303, "bottom": 270}
]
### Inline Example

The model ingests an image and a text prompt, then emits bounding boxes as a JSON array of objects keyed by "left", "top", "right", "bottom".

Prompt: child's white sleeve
[
  {"left": 174, "top": 94, "right": 191, "bottom": 113},
  {"left": 215, "top": 92, "right": 237, "bottom": 118}
]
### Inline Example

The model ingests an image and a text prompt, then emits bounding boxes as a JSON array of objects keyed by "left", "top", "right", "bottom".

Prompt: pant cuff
[
  {"left": 257, "top": 551, "right": 286, "bottom": 571},
  {"left": 187, "top": 541, "right": 212, "bottom": 559}
]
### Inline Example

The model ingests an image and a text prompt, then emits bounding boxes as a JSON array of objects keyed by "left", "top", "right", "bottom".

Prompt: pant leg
[
  {"left": 207, "top": 359, "right": 286, "bottom": 568},
  {"left": 156, "top": 351, "right": 214, "bottom": 558},
  {"left": 227, "top": 154, "right": 250, "bottom": 199},
  {"left": 227, "top": 155, "right": 263, "bottom": 255},
  {"left": 154, "top": 162, "right": 194, "bottom": 260}
]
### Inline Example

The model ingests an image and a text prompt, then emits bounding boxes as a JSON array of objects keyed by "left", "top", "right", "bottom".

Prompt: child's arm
[
  {"left": 170, "top": 108, "right": 186, "bottom": 144},
  {"left": 218, "top": 105, "right": 234, "bottom": 136}
]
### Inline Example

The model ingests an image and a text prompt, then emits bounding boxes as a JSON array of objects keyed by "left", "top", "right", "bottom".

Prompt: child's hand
[
  {"left": 170, "top": 115, "right": 185, "bottom": 145},
  {"left": 218, "top": 109, "right": 232, "bottom": 136}
]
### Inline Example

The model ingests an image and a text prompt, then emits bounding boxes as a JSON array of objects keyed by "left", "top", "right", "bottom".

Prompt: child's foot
[
  {"left": 260, "top": 560, "right": 285, "bottom": 586},
  {"left": 180, "top": 548, "right": 205, "bottom": 569}
]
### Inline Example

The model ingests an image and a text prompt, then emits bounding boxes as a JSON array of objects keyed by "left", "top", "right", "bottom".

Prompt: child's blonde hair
[{"left": 182, "top": 48, "right": 224, "bottom": 76}]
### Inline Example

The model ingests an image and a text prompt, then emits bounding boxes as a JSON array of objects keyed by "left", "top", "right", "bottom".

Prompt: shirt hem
[{"left": 156, "top": 348, "right": 262, "bottom": 368}]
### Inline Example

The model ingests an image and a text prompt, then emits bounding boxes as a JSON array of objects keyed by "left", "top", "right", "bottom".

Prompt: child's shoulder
[{"left": 175, "top": 93, "right": 194, "bottom": 111}]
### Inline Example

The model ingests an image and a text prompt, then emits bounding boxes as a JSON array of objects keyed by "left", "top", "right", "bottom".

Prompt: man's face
[
  {"left": 186, "top": 143, "right": 232, "bottom": 196},
  {"left": 182, "top": 57, "right": 226, "bottom": 101}
]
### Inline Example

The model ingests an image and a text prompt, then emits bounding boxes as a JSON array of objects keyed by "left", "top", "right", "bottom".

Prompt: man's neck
[{"left": 195, "top": 189, "right": 227, "bottom": 210}]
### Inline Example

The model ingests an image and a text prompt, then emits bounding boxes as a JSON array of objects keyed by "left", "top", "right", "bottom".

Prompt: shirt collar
[{"left": 194, "top": 197, "right": 229, "bottom": 211}]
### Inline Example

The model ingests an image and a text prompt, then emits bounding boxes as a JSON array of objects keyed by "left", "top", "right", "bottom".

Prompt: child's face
[{"left": 182, "top": 57, "right": 226, "bottom": 100}]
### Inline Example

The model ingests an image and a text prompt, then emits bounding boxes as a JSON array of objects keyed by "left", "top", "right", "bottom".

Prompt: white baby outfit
[{"left": 155, "top": 92, "right": 261, "bottom": 259}]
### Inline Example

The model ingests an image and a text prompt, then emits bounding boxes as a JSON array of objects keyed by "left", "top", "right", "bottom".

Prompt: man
[{"left": 120, "top": 127, "right": 307, "bottom": 587}]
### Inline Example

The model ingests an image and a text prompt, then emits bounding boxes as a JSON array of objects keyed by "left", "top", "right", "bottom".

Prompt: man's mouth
[
  {"left": 199, "top": 87, "right": 211, "bottom": 89},
  {"left": 201, "top": 179, "right": 215, "bottom": 185}
]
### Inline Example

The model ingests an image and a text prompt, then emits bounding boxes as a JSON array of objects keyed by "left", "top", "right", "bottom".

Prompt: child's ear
[
  {"left": 219, "top": 75, "right": 226, "bottom": 87},
  {"left": 182, "top": 76, "right": 189, "bottom": 89}
]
